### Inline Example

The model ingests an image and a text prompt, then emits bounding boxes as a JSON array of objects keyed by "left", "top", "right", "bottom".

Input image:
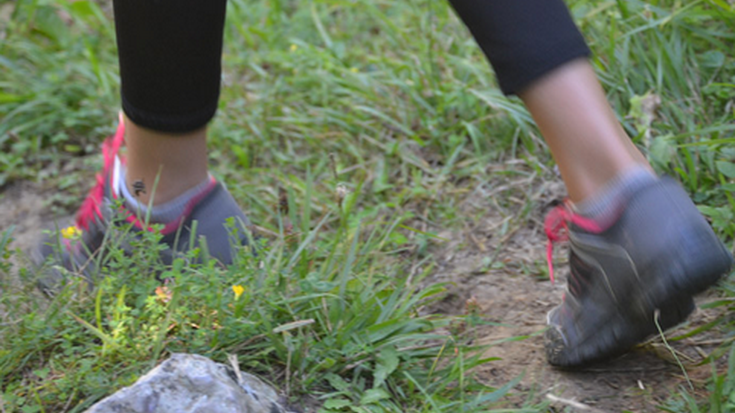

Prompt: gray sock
[
  {"left": 573, "top": 166, "right": 657, "bottom": 221},
  {"left": 120, "top": 166, "right": 212, "bottom": 224}
]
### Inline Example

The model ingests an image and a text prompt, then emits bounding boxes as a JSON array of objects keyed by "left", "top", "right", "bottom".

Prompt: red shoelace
[
  {"left": 76, "top": 115, "right": 126, "bottom": 230},
  {"left": 543, "top": 201, "right": 605, "bottom": 284}
]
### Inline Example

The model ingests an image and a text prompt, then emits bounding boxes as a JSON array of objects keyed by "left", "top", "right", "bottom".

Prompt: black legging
[{"left": 112, "top": 0, "right": 590, "bottom": 133}]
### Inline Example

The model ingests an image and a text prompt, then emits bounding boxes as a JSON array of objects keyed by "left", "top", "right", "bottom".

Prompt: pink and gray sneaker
[
  {"left": 543, "top": 177, "right": 733, "bottom": 367},
  {"left": 36, "top": 119, "right": 252, "bottom": 293}
]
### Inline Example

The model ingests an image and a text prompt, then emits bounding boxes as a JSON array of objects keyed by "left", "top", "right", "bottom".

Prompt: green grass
[
  {"left": 0, "top": 206, "right": 521, "bottom": 412},
  {"left": 1, "top": 0, "right": 735, "bottom": 411}
]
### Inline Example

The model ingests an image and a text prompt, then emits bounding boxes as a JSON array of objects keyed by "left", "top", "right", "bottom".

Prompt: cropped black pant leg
[
  {"left": 112, "top": 0, "right": 228, "bottom": 133},
  {"left": 112, "top": 0, "right": 590, "bottom": 134}
]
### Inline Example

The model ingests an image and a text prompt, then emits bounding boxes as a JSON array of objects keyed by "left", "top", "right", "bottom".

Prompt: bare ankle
[{"left": 122, "top": 114, "right": 209, "bottom": 205}]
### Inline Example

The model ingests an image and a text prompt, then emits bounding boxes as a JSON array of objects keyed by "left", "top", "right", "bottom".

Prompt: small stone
[{"left": 84, "top": 353, "right": 291, "bottom": 413}]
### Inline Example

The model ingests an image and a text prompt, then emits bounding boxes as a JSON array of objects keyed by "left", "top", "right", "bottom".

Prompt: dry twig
[{"left": 546, "top": 394, "right": 606, "bottom": 413}]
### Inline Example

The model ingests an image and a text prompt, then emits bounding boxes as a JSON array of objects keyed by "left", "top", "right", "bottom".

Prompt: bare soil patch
[
  {"left": 0, "top": 182, "right": 50, "bottom": 252},
  {"left": 0, "top": 182, "right": 65, "bottom": 321}
]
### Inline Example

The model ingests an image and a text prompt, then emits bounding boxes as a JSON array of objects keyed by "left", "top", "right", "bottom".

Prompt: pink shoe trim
[
  {"left": 76, "top": 114, "right": 126, "bottom": 230},
  {"left": 543, "top": 200, "right": 618, "bottom": 284}
]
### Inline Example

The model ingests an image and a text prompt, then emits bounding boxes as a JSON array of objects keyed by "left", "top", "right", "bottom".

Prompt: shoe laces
[
  {"left": 544, "top": 200, "right": 605, "bottom": 284},
  {"left": 76, "top": 114, "right": 126, "bottom": 230}
]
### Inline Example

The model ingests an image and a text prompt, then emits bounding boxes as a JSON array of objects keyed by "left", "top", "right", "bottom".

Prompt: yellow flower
[
  {"left": 350, "top": 67, "right": 359, "bottom": 73},
  {"left": 289, "top": 44, "right": 298, "bottom": 52},
  {"left": 232, "top": 285, "right": 245, "bottom": 300},
  {"left": 61, "top": 226, "right": 82, "bottom": 239},
  {"left": 155, "top": 286, "right": 172, "bottom": 303}
]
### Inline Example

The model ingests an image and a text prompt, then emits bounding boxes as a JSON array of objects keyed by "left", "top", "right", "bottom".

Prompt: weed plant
[{"left": 0, "top": 197, "right": 524, "bottom": 411}]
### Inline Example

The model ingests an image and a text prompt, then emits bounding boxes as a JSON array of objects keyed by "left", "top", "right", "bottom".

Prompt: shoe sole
[{"left": 546, "top": 292, "right": 696, "bottom": 367}]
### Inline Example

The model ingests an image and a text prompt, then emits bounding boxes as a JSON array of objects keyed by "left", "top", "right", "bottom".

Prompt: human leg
[
  {"left": 112, "top": 0, "right": 226, "bottom": 205},
  {"left": 38, "top": 0, "right": 251, "bottom": 289},
  {"left": 448, "top": 0, "right": 733, "bottom": 366},
  {"left": 448, "top": 0, "right": 647, "bottom": 202},
  {"left": 517, "top": 59, "right": 652, "bottom": 202}
]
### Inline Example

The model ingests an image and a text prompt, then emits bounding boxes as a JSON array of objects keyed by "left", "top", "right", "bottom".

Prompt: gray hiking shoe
[
  {"left": 36, "top": 119, "right": 252, "bottom": 294},
  {"left": 543, "top": 177, "right": 733, "bottom": 367}
]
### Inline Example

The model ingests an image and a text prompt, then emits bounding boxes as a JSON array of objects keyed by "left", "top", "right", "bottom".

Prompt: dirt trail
[
  {"left": 1, "top": 175, "right": 728, "bottom": 412},
  {"left": 426, "top": 169, "right": 728, "bottom": 412},
  {"left": 0, "top": 183, "right": 49, "bottom": 253},
  {"left": 0, "top": 182, "right": 65, "bottom": 320}
]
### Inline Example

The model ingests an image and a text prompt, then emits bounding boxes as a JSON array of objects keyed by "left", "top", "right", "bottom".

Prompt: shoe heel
[{"left": 673, "top": 225, "right": 733, "bottom": 295}]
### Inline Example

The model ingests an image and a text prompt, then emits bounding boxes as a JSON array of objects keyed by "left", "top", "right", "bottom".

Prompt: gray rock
[{"left": 84, "top": 353, "right": 290, "bottom": 413}]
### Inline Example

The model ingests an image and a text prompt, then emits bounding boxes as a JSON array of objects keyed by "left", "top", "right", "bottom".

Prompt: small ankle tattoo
[{"left": 132, "top": 179, "right": 146, "bottom": 197}]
